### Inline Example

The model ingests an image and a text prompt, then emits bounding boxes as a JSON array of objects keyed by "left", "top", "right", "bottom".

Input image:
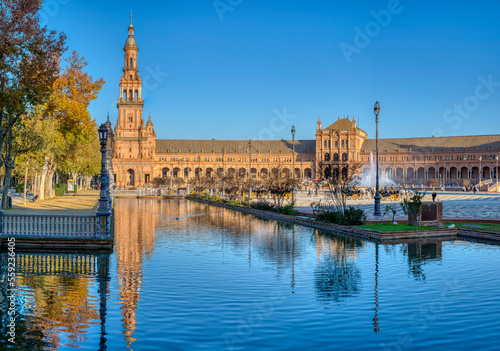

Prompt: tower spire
[{"left": 130, "top": 9, "right": 133, "bottom": 25}]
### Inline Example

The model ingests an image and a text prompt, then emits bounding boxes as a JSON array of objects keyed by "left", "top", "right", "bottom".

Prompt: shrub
[
  {"left": 343, "top": 206, "right": 366, "bottom": 225},
  {"left": 315, "top": 206, "right": 366, "bottom": 225},
  {"left": 251, "top": 201, "right": 275, "bottom": 211},
  {"left": 278, "top": 204, "right": 298, "bottom": 216},
  {"left": 315, "top": 210, "right": 343, "bottom": 224},
  {"left": 55, "top": 183, "right": 67, "bottom": 196},
  {"left": 15, "top": 182, "right": 25, "bottom": 193}
]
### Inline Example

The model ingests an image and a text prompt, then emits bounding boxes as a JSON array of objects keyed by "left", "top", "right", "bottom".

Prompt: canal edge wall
[{"left": 188, "top": 197, "right": 462, "bottom": 242}]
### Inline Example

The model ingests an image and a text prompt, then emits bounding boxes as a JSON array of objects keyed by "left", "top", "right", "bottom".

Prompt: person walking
[{"left": 432, "top": 188, "right": 437, "bottom": 202}]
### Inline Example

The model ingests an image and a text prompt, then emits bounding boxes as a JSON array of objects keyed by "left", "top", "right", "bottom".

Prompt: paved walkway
[
  {"left": 4, "top": 191, "right": 99, "bottom": 215},
  {"left": 292, "top": 191, "right": 500, "bottom": 219}
]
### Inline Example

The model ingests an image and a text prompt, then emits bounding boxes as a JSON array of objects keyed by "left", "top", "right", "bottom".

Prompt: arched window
[
  {"left": 129, "top": 89, "right": 133, "bottom": 101},
  {"left": 324, "top": 153, "right": 331, "bottom": 161},
  {"left": 123, "top": 90, "right": 127, "bottom": 100},
  {"left": 333, "top": 153, "right": 339, "bottom": 161},
  {"left": 135, "top": 90, "right": 138, "bottom": 101},
  {"left": 130, "top": 58, "right": 133, "bottom": 67},
  {"left": 342, "top": 153, "right": 348, "bottom": 161}
]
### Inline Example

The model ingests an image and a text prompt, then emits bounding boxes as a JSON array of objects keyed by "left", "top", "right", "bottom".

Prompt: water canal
[{"left": 1, "top": 198, "right": 500, "bottom": 350}]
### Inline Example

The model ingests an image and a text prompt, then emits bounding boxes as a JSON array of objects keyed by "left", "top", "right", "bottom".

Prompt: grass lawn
[
  {"left": 444, "top": 222, "right": 500, "bottom": 233},
  {"left": 355, "top": 223, "right": 441, "bottom": 232}
]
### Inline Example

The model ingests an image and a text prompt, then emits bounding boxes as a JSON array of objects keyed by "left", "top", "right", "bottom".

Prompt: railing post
[{"left": 0, "top": 209, "right": 3, "bottom": 234}]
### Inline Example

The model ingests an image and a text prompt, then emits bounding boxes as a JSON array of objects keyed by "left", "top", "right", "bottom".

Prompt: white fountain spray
[{"left": 355, "top": 152, "right": 396, "bottom": 187}]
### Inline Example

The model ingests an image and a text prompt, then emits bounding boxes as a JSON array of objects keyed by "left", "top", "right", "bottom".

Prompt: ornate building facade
[{"left": 110, "top": 21, "right": 500, "bottom": 190}]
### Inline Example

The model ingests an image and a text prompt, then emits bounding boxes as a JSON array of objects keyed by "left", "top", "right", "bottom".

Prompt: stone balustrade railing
[{"left": 0, "top": 214, "right": 101, "bottom": 238}]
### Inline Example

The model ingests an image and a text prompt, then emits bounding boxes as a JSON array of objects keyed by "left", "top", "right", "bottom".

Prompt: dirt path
[{"left": 5, "top": 190, "right": 100, "bottom": 215}]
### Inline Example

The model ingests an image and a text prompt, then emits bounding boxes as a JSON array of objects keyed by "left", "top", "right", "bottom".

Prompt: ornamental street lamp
[
  {"left": 373, "top": 101, "right": 381, "bottom": 216},
  {"left": 249, "top": 140, "right": 252, "bottom": 200},
  {"left": 496, "top": 155, "right": 499, "bottom": 192},
  {"left": 222, "top": 148, "right": 225, "bottom": 196},
  {"left": 97, "top": 123, "right": 110, "bottom": 236},
  {"left": 186, "top": 158, "right": 190, "bottom": 195},
  {"left": 291, "top": 125, "right": 296, "bottom": 202},
  {"left": 198, "top": 156, "right": 201, "bottom": 194},
  {"left": 170, "top": 163, "right": 173, "bottom": 192},
  {"left": 479, "top": 156, "right": 482, "bottom": 188}
]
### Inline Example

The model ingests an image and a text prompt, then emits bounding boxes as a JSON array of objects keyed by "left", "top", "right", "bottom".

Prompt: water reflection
[
  {"left": 313, "top": 231, "right": 364, "bottom": 306},
  {"left": 385, "top": 241, "right": 443, "bottom": 280},
  {"left": 2, "top": 199, "right": 499, "bottom": 349},
  {"left": 114, "top": 198, "right": 156, "bottom": 349},
  {"left": 0, "top": 251, "right": 110, "bottom": 350}
]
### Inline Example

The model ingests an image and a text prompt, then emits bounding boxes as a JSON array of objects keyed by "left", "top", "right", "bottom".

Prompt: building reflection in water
[
  {"left": 384, "top": 241, "right": 443, "bottom": 281},
  {"left": 0, "top": 251, "right": 110, "bottom": 350},
  {"left": 114, "top": 198, "right": 157, "bottom": 349},
  {"left": 113, "top": 199, "right": 448, "bottom": 345},
  {"left": 113, "top": 198, "right": 310, "bottom": 348}
]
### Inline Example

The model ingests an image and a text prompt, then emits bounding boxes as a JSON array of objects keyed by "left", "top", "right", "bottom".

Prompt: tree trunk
[
  {"left": 1, "top": 162, "right": 14, "bottom": 210},
  {"left": 39, "top": 158, "right": 49, "bottom": 200},
  {"left": 1, "top": 130, "right": 16, "bottom": 210},
  {"left": 34, "top": 164, "right": 38, "bottom": 195},
  {"left": 23, "top": 162, "right": 29, "bottom": 204},
  {"left": 46, "top": 163, "right": 57, "bottom": 199}
]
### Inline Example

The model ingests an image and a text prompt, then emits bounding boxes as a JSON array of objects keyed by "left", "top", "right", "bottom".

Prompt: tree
[
  {"left": 152, "top": 177, "right": 167, "bottom": 188},
  {"left": 325, "top": 161, "right": 362, "bottom": 216},
  {"left": 261, "top": 164, "right": 297, "bottom": 210},
  {"left": 428, "top": 178, "right": 440, "bottom": 188},
  {"left": 0, "top": 0, "right": 66, "bottom": 165},
  {"left": 1, "top": 114, "right": 43, "bottom": 209},
  {"left": 400, "top": 191, "right": 426, "bottom": 230},
  {"left": 38, "top": 51, "right": 104, "bottom": 199}
]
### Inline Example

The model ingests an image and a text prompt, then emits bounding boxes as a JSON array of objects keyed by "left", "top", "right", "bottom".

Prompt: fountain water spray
[{"left": 355, "top": 152, "right": 396, "bottom": 187}]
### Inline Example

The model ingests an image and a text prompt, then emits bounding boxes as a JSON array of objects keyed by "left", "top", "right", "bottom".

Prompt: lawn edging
[{"left": 188, "top": 197, "right": 459, "bottom": 241}]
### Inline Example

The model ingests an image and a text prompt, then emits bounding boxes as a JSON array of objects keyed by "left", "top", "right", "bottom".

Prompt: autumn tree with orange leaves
[
  {"left": 0, "top": 0, "right": 66, "bottom": 208},
  {"left": 37, "top": 51, "right": 104, "bottom": 199}
]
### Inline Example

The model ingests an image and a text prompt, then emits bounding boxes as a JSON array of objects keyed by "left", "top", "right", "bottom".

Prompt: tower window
[
  {"left": 130, "top": 58, "right": 133, "bottom": 67},
  {"left": 129, "top": 75, "right": 132, "bottom": 80}
]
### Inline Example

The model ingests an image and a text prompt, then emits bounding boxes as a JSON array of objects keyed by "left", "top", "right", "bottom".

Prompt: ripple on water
[{"left": 3, "top": 199, "right": 500, "bottom": 350}]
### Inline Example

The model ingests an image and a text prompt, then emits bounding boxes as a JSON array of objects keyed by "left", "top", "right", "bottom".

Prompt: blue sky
[{"left": 41, "top": 0, "right": 500, "bottom": 141}]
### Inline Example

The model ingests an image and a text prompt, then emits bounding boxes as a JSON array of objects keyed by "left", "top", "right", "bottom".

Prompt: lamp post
[
  {"left": 170, "top": 163, "right": 173, "bottom": 192},
  {"left": 373, "top": 102, "right": 381, "bottom": 216},
  {"left": 291, "top": 125, "right": 296, "bottom": 202},
  {"left": 496, "top": 155, "right": 499, "bottom": 192},
  {"left": 248, "top": 140, "right": 252, "bottom": 200},
  {"left": 479, "top": 156, "right": 482, "bottom": 188},
  {"left": 186, "top": 158, "right": 190, "bottom": 195},
  {"left": 198, "top": 156, "right": 201, "bottom": 194},
  {"left": 222, "top": 148, "right": 225, "bottom": 196},
  {"left": 443, "top": 163, "right": 446, "bottom": 192},
  {"left": 97, "top": 123, "right": 110, "bottom": 236}
]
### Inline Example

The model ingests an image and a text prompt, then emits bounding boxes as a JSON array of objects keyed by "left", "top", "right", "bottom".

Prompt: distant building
[{"left": 110, "top": 20, "right": 500, "bottom": 189}]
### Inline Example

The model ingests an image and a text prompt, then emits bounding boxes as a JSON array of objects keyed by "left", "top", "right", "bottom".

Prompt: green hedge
[
  {"left": 55, "top": 183, "right": 67, "bottom": 196},
  {"left": 15, "top": 182, "right": 24, "bottom": 193}
]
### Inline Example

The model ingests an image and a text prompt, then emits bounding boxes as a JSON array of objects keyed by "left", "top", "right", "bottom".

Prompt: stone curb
[{"left": 188, "top": 197, "right": 460, "bottom": 241}]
